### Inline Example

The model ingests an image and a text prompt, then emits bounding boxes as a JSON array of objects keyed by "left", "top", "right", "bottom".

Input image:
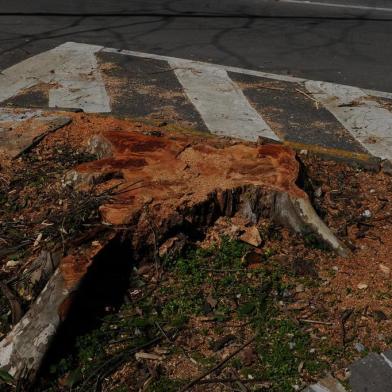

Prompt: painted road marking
[
  {"left": 278, "top": 0, "right": 392, "bottom": 13},
  {"left": 170, "top": 59, "right": 278, "bottom": 142},
  {"left": 1, "top": 41, "right": 392, "bottom": 162},
  {"left": 96, "top": 51, "right": 208, "bottom": 131},
  {"left": 306, "top": 81, "right": 392, "bottom": 161},
  {"left": 0, "top": 42, "right": 110, "bottom": 113},
  {"left": 103, "top": 46, "right": 392, "bottom": 101}
]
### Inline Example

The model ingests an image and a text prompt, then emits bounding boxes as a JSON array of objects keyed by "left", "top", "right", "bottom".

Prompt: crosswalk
[{"left": 1, "top": 41, "right": 392, "bottom": 163}]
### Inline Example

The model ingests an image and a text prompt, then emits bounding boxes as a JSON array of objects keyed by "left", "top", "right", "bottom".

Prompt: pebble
[
  {"left": 354, "top": 342, "right": 365, "bottom": 353},
  {"left": 295, "top": 284, "right": 305, "bottom": 293},
  {"left": 357, "top": 283, "right": 368, "bottom": 290},
  {"left": 362, "top": 210, "right": 372, "bottom": 218}
]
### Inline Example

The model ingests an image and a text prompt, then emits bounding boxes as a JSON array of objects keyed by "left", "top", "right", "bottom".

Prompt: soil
[{"left": 1, "top": 113, "right": 392, "bottom": 391}]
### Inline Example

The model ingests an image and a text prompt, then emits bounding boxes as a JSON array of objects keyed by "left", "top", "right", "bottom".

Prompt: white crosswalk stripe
[
  {"left": 306, "top": 81, "right": 392, "bottom": 161},
  {"left": 170, "top": 59, "right": 279, "bottom": 142},
  {"left": 1, "top": 41, "right": 392, "bottom": 163},
  {"left": 0, "top": 42, "right": 110, "bottom": 113}
]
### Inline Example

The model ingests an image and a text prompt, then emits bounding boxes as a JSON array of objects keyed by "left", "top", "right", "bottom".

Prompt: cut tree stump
[
  {"left": 0, "top": 123, "right": 348, "bottom": 383},
  {"left": 68, "top": 129, "right": 349, "bottom": 258}
]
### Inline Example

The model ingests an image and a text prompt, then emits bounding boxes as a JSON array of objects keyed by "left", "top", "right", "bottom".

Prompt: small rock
[
  {"left": 361, "top": 210, "right": 372, "bottom": 219},
  {"left": 295, "top": 284, "right": 305, "bottom": 293},
  {"left": 240, "top": 226, "right": 262, "bottom": 247},
  {"left": 354, "top": 342, "right": 365, "bottom": 353},
  {"left": 300, "top": 149, "right": 308, "bottom": 155},
  {"left": 379, "top": 263, "right": 390, "bottom": 276},
  {"left": 357, "top": 283, "right": 368, "bottom": 290}
]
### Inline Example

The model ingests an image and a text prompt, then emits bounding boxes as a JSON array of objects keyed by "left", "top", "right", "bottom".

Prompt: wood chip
[{"left": 135, "top": 352, "right": 163, "bottom": 361}]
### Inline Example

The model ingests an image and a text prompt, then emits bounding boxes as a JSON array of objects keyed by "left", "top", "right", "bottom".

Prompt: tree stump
[{"left": 0, "top": 126, "right": 348, "bottom": 382}]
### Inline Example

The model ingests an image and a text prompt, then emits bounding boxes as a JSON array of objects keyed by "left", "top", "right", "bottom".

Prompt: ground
[{"left": 1, "top": 114, "right": 392, "bottom": 391}]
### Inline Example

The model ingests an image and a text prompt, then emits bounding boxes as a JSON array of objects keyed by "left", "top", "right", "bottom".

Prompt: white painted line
[
  {"left": 306, "top": 80, "right": 392, "bottom": 160},
  {"left": 278, "top": 0, "right": 392, "bottom": 13},
  {"left": 0, "top": 42, "right": 110, "bottom": 113},
  {"left": 104, "top": 46, "right": 306, "bottom": 85},
  {"left": 169, "top": 59, "right": 279, "bottom": 142},
  {"left": 102, "top": 45, "right": 392, "bottom": 100},
  {"left": 381, "top": 353, "right": 392, "bottom": 369}
]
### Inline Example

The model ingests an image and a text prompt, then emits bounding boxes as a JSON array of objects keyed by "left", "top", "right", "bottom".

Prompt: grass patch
[{"left": 38, "top": 237, "right": 338, "bottom": 391}]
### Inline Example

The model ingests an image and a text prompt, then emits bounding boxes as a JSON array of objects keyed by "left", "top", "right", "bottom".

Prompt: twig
[
  {"left": 299, "top": 319, "right": 332, "bottom": 326},
  {"left": 199, "top": 267, "right": 244, "bottom": 273},
  {"left": 295, "top": 88, "right": 320, "bottom": 109},
  {"left": 81, "top": 335, "right": 164, "bottom": 392},
  {"left": 155, "top": 321, "right": 173, "bottom": 343},
  {"left": 178, "top": 335, "right": 256, "bottom": 392},
  {"left": 340, "top": 309, "right": 353, "bottom": 347},
  {"left": 196, "top": 377, "right": 269, "bottom": 386},
  {"left": 0, "top": 240, "right": 31, "bottom": 258}
]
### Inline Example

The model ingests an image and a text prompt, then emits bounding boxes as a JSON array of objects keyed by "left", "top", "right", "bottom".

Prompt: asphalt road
[{"left": 0, "top": 0, "right": 391, "bottom": 91}]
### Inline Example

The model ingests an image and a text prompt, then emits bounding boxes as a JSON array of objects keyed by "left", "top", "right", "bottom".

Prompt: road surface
[{"left": 0, "top": 0, "right": 391, "bottom": 91}]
